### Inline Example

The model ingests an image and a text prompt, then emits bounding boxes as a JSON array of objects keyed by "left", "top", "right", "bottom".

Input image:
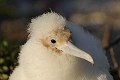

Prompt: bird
[{"left": 9, "top": 12, "right": 113, "bottom": 80}]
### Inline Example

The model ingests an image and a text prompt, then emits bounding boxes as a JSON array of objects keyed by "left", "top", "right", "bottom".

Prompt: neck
[{"left": 18, "top": 39, "right": 96, "bottom": 80}]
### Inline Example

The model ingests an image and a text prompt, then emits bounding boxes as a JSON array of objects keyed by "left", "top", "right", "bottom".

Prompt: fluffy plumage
[{"left": 9, "top": 12, "right": 113, "bottom": 80}]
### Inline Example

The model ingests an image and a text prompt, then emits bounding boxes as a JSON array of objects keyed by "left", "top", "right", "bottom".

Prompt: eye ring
[{"left": 51, "top": 39, "right": 56, "bottom": 44}]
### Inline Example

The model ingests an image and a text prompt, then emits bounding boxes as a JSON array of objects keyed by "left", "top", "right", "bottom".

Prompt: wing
[{"left": 66, "top": 22, "right": 110, "bottom": 70}]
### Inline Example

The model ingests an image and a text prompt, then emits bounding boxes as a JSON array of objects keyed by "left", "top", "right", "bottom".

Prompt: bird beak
[{"left": 58, "top": 42, "right": 94, "bottom": 64}]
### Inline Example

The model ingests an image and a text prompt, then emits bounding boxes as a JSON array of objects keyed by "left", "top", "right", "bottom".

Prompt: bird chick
[{"left": 9, "top": 12, "right": 113, "bottom": 80}]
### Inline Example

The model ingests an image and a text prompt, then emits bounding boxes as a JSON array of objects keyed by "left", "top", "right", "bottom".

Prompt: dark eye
[{"left": 51, "top": 39, "right": 56, "bottom": 44}]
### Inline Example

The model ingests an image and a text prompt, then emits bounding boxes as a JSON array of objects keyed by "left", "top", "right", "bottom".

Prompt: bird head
[{"left": 28, "top": 12, "right": 94, "bottom": 64}]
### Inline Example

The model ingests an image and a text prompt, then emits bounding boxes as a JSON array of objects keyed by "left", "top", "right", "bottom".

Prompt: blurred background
[{"left": 0, "top": 0, "right": 120, "bottom": 80}]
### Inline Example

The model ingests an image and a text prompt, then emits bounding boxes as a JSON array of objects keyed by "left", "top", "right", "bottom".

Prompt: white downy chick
[{"left": 9, "top": 12, "right": 113, "bottom": 80}]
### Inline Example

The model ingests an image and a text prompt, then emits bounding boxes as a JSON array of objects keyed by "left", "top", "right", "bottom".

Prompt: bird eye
[{"left": 51, "top": 39, "right": 56, "bottom": 44}]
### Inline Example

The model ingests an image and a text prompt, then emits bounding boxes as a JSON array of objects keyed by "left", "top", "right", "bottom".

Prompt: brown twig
[
  {"left": 101, "top": 25, "right": 112, "bottom": 48},
  {"left": 110, "top": 48, "right": 118, "bottom": 69},
  {"left": 101, "top": 25, "right": 120, "bottom": 79}
]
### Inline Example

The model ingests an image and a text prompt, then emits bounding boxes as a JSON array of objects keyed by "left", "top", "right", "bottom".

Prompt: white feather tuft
[{"left": 28, "top": 12, "right": 66, "bottom": 39}]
